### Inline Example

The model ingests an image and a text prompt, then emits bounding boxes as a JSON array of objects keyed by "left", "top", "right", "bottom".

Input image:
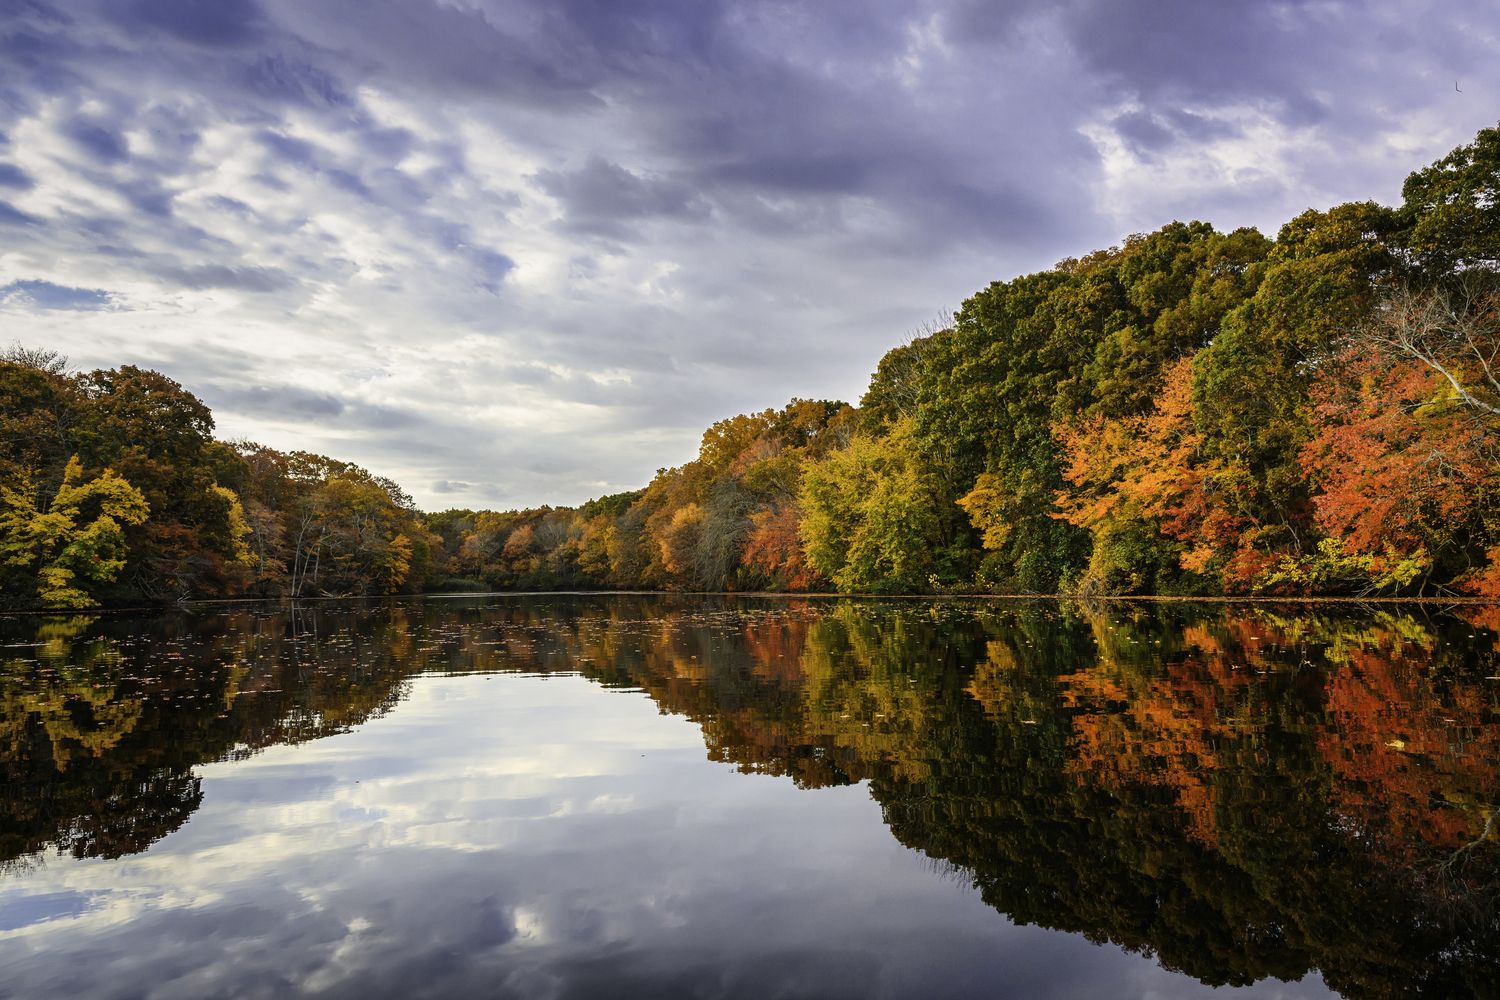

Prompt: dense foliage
[
  {"left": 8, "top": 121, "right": 1500, "bottom": 604},
  {"left": 0, "top": 356, "right": 438, "bottom": 608}
]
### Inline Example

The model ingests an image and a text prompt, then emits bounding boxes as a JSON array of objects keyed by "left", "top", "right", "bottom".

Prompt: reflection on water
[{"left": 1, "top": 595, "right": 1498, "bottom": 998}]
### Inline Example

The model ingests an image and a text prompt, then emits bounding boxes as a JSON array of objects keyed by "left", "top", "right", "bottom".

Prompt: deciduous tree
[{"left": 0, "top": 457, "right": 149, "bottom": 608}]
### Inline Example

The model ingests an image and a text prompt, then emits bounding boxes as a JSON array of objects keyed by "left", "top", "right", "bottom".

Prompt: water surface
[{"left": 1, "top": 595, "right": 1497, "bottom": 998}]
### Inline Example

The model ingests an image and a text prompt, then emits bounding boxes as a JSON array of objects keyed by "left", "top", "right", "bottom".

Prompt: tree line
[
  {"left": 0, "top": 354, "right": 435, "bottom": 608},
  {"left": 452, "top": 119, "right": 1500, "bottom": 598},
  {"left": 6, "top": 120, "right": 1500, "bottom": 606}
]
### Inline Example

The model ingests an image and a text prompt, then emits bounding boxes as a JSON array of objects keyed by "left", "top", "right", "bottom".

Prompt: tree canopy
[{"left": 10, "top": 120, "right": 1500, "bottom": 604}]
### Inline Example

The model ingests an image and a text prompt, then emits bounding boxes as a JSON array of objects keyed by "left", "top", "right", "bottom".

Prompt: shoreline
[{"left": 9, "top": 589, "right": 1500, "bottom": 615}]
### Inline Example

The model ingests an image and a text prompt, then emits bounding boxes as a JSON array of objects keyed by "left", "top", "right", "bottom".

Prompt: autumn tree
[
  {"left": 0, "top": 457, "right": 149, "bottom": 608},
  {"left": 1042, "top": 356, "right": 1206, "bottom": 595},
  {"left": 800, "top": 418, "right": 941, "bottom": 593},
  {"left": 925, "top": 223, "right": 1274, "bottom": 591},
  {"left": 1295, "top": 279, "right": 1500, "bottom": 594}
]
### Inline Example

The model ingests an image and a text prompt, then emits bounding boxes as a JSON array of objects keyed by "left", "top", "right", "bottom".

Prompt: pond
[{"left": 1, "top": 594, "right": 1497, "bottom": 999}]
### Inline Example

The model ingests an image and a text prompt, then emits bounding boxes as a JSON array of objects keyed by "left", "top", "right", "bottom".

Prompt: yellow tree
[
  {"left": 307, "top": 476, "right": 415, "bottom": 596},
  {"left": 799, "top": 418, "right": 939, "bottom": 593},
  {"left": 0, "top": 457, "right": 150, "bottom": 608}
]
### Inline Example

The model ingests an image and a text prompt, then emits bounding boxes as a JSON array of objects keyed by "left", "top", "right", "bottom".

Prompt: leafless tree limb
[{"left": 1361, "top": 278, "right": 1500, "bottom": 419}]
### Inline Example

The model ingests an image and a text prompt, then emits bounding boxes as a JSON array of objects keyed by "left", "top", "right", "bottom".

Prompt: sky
[{"left": 1, "top": 0, "right": 1497, "bottom": 510}]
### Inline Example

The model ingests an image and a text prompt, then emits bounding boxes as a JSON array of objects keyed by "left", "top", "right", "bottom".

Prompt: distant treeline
[{"left": 7, "top": 121, "right": 1500, "bottom": 607}]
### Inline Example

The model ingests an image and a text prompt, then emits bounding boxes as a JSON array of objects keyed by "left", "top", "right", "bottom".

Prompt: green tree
[
  {"left": 800, "top": 418, "right": 940, "bottom": 592},
  {"left": 1396, "top": 120, "right": 1500, "bottom": 275}
]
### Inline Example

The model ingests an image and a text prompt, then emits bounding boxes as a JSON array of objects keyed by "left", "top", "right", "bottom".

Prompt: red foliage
[
  {"left": 1301, "top": 344, "right": 1500, "bottom": 592},
  {"left": 135, "top": 522, "right": 236, "bottom": 598},
  {"left": 743, "top": 503, "right": 824, "bottom": 591}
]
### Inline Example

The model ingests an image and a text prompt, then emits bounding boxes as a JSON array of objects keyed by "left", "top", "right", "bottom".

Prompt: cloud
[
  {"left": 149, "top": 263, "right": 294, "bottom": 292},
  {"left": 108, "top": 0, "right": 265, "bottom": 47},
  {"left": 0, "top": 201, "right": 39, "bottom": 226},
  {"left": 240, "top": 53, "right": 349, "bottom": 107},
  {"left": 63, "top": 119, "right": 128, "bottom": 163},
  {"left": 1, "top": 0, "right": 1496, "bottom": 508},
  {"left": 0, "top": 891, "right": 101, "bottom": 932},
  {"left": 212, "top": 384, "right": 346, "bottom": 418},
  {"left": 535, "top": 157, "right": 707, "bottom": 239},
  {"left": 271, "top": 0, "right": 606, "bottom": 108}
]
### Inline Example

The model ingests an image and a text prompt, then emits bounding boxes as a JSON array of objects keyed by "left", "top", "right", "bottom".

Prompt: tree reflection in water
[{"left": 2, "top": 595, "right": 1497, "bottom": 997}]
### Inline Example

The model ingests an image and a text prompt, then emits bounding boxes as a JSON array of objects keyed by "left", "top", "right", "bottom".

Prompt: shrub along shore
[{"left": 9, "top": 122, "right": 1500, "bottom": 609}]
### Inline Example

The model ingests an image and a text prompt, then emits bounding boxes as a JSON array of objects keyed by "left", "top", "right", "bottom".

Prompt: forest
[{"left": 5, "top": 120, "right": 1500, "bottom": 607}]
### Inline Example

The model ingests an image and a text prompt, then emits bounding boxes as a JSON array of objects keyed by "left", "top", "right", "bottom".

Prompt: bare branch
[
  {"left": 0, "top": 341, "right": 69, "bottom": 375},
  {"left": 1358, "top": 282, "right": 1500, "bottom": 420}
]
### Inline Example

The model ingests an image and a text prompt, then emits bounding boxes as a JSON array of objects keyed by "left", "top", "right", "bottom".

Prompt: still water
[{"left": 1, "top": 595, "right": 1497, "bottom": 999}]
